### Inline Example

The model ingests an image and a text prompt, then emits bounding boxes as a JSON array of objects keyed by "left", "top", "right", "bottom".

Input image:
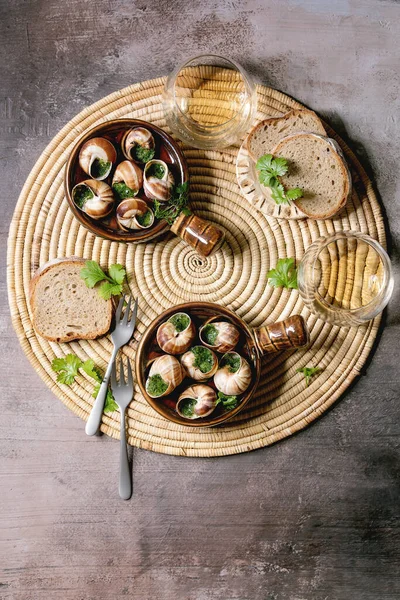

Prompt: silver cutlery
[
  {"left": 85, "top": 294, "right": 138, "bottom": 437},
  {"left": 111, "top": 358, "right": 134, "bottom": 500}
]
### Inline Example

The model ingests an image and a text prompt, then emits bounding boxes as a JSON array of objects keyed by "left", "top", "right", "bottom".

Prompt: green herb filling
[
  {"left": 179, "top": 398, "right": 197, "bottom": 418},
  {"left": 133, "top": 145, "right": 155, "bottom": 163},
  {"left": 216, "top": 391, "right": 239, "bottom": 411},
  {"left": 146, "top": 163, "right": 166, "bottom": 179},
  {"left": 191, "top": 346, "right": 214, "bottom": 374},
  {"left": 169, "top": 313, "right": 190, "bottom": 333},
  {"left": 146, "top": 374, "right": 168, "bottom": 397},
  {"left": 136, "top": 210, "right": 152, "bottom": 227},
  {"left": 202, "top": 324, "right": 218, "bottom": 346},
  {"left": 73, "top": 184, "right": 94, "bottom": 208},
  {"left": 112, "top": 181, "right": 135, "bottom": 200},
  {"left": 221, "top": 353, "right": 241, "bottom": 373},
  {"left": 91, "top": 158, "right": 111, "bottom": 178}
]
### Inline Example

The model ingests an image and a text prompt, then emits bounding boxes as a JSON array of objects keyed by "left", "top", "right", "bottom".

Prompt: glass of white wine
[
  {"left": 162, "top": 54, "right": 257, "bottom": 150},
  {"left": 298, "top": 231, "right": 393, "bottom": 326}
]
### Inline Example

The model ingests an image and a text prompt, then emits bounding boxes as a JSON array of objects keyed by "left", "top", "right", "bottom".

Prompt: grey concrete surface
[{"left": 1, "top": 1, "right": 399, "bottom": 599}]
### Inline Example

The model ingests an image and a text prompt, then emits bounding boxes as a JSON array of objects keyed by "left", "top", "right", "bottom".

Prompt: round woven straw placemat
[{"left": 7, "top": 73, "right": 385, "bottom": 457}]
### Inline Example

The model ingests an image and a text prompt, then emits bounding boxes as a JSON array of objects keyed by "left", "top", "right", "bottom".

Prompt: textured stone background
[{"left": 1, "top": 1, "right": 399, "bottom": 599}]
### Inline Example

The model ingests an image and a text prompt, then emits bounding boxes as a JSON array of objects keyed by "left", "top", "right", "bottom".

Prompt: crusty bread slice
[
  {"left": 246, "top": 109, "right": 326, "bottom": 162},
  {"left": 271, "top": 133, "right": 351, "bottom": 219},
  {"left": 30, "top": 258, "right": 112, "bottom": 342}
]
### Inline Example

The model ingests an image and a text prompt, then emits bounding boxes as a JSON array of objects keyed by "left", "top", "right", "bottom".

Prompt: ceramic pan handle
[
  {"left": 254, "top": 315, "right": 309, "bottom": 354},
  {"left": 171, "top": 212, "right": 225, "bottom": 257}
]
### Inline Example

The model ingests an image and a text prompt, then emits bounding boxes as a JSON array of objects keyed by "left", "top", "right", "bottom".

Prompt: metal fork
[
  {"left": 111, "top": 358, "right": 134, "bottom": 500},
  {"left": 85, "top": 294, "right": 138, "bottom": 437}
]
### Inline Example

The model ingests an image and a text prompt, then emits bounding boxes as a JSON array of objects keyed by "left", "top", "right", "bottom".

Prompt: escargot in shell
[
  {"left": 78, "top": 137, "right": 117, "bottom": 180},
  {"left": 214, "top": 351, "right": 252, "bottom": 396},
  {"left": 72, "top": 180, "right": 114, "bottom": 219},
  {"left": 176, "top": 384, "right": 218, "bottom": 420},
  {"left": 157, "top": 312, "right": 196, "bottom": 355},
  {"left": 145, "top": 355, "right": 184, "bottom": 398}
]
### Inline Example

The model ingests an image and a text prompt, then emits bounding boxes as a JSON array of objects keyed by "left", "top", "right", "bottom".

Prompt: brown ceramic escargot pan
[
  {"left": 136, "top": 302, "right": 309, "bottom": 427},
  {"left": 65, "top": 119, "right": 225, "bottom": 257}
]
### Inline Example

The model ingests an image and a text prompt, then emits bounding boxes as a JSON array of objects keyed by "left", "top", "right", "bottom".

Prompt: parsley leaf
[
  {"left": 108, "top": 264, "right": 126, "bottom": 285},
  {"left": 52, "top": 354, "right": 82, "bottom": 385},
  {"left": 80, "top": 261, "right": 108, "bottom": 288},
  {"left": 286, "top": 187, "right": 304, "bottom": 200},
  {"left": 99, "top": 280, "right": 124, "bottom": 300},
  {"left": 255, "top": 153, "right": 303, "bottom": 205},
  {"left": 81, "top": 359, "right": 102, "bottom": 382},
  {"left": 52, "top": 354, "right": 118, "bottom": 414},
  {"left": 80, "top": 260, "right": 126, "bottom": 300},
  {"left": 93, "top": 382, "right": 118, "bottom": 413},
  {"left": 297, "top": 366, "right": 321, "bottom": 386},
  {"left": 154, "top": 181, "right": 191, "bottom": 226},
  {"left": 216, "top": 391, "right": 239, "bottom": 411},
  {"left": 270, "top": 183, "right": 289, "bottom": 205},
  {"left": 267, "top": 258, "right": 298, "bottom": 289}
]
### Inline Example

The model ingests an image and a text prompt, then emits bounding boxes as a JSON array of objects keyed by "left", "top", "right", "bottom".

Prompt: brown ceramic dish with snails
[
  {"left": 136, "top": 302, "right": 309, "bottom": 427},
  {"left": 64, "top": 119, "right": 225, "bottom": 257}
]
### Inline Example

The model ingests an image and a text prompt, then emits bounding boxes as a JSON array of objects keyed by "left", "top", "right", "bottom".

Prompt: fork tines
[
  {"left": 115, "top": 294, "right": 138, "bottom": 331},
  {"left": 111, "top": 357, "right": 133, "bottom": 392}
]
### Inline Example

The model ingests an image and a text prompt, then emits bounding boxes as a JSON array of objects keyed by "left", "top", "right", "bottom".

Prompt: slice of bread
[
  {"left": 30, "top": 258, "right": 112, "bottom": 342},
  {"left": 271, "top": 133, "right": 351, "bottom": 219},
  {"left": 246, "top": 109, "right": 326, "bottom": 162}
]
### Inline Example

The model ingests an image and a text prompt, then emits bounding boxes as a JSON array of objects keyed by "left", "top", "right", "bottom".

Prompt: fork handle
[
  {"left": 119, "top": 408, "right": 131, "bottom": 500},
  {"left": 85, "top": 346, "right": 118, "bottom": 436}
]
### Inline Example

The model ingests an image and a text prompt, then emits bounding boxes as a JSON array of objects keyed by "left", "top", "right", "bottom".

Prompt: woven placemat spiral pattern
[{"left": 7, "top": 73, "right": 385, "bottom": 456}]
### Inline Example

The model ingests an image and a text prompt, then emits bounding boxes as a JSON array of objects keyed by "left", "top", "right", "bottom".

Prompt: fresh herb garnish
[
  {"left": 153, "top": 181, "right": 191, "bottom": 226},
  {"left": 52, "top": 354, "right": 83, "bottom": 385},
  {"left": 216, "top": 391, "right": 239, "bottom": 411},
  {"left": 220, "top": 352, "right": 241, "bottom": 373},
  {"left": 201, "top": 324, "right": 218, "bottom": 346},
  {"left": 267, "top": 258, "right": 298, "bottom": 289},
  {"left": 255, "top": 154, "right": 303, "bottom": 205},
  {"left": 297, "top": 366, "right": 321, "bottom": 386},
  {"left": 92, "top": 382, "right": 118, "bottom": 412},
  {"left": 169, "top": 313, "right": 190, "bottom": 333},
  {"left": 73, "top": 184, "right": 94, "bottom": 208},
  {"left": 91, "top": 158, "right": 111, "bottom": 178},
  {"left": 146, "top": 163, "right": 165, "bottom": 179},
  {"left": 80, "top": 260, "right": 126, "bottom": 300},
  {"left": 179, "top": 398, "right": 196, "bottom": 418},
  {"left": 146, "top": 374, "right": 168, "bottom": 397},
  {"left": 133, "top": 145, "right": 155, "bottom": 164},
  {"left": 191, "top": 346, "right": 214, "bottom": 374},
  {"left": 112, "top": 182, "right": 135, "bottom": 200},
  {"left": 51, "top": 354, "right": 118, "bottom": 413},
  {"left": 136, "top": 210, "right": 152, "bottom": 227}
]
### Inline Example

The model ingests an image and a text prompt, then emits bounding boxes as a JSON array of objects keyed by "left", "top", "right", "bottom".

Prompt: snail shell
[
  {"left": 78, "top": 137, "right": 117, "bottom": 180},
  {"left": 176, "top": 384, "right": 218, "bottom": 420},
  {"left": 157, "top": 312, "right": 196, "bottom": 355},
  {"left": 121, "top": 127, "right": 155, "bottom": 163},
  {"left": 116, "top": 198, "right": 155, "bottom": 230},
  {"left": 146, "top": 355, "right": 184, "bottom": 398},
  {"left": 72, "top": 180, "right": 114, "bottom": 219},
  {"left": 199, "top": 321, "right": 240, "bottom": 353},
  {"left": 112, "top": 160, "right": 143, "bottom": 198},
  {"left": 143, "top": 159, "right": 175, "bottom": 202},
  {"left": 214, "top": 351, "right": 252, "bottom": 396},
  {"left": 181, "top": 346, "right": 218, "bottom": 381}
]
